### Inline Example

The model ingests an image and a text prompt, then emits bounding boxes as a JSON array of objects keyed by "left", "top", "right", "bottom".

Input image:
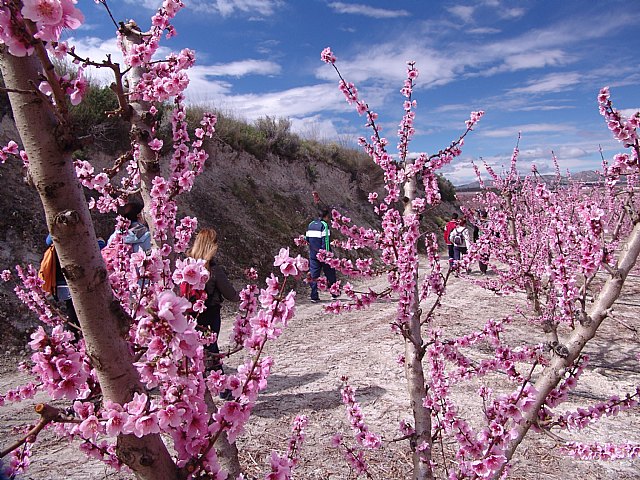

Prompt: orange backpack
[{"left": 38, "top": 244, "right": 57, "bottom": 295}]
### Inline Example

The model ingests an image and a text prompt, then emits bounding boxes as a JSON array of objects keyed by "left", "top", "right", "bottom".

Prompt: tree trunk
[
  {"left": 403, "top": 167, "right": 433, "bottom": 480},
  {"left": 120, "top": 22, "right": 162, "bottom": 248},
  {"left": 0, "top": 46, "right": 179, "bottom": 480}
]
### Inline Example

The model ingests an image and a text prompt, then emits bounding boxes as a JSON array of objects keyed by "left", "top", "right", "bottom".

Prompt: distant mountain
[{"left": 454, "top": 170, "right": 604, "bottom": 191}]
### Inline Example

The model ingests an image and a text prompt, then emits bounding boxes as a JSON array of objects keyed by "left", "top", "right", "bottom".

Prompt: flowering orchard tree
[
  {"left": 0, "top": 1, "right": 308, "bottom": 479},
  {"left": 456, "top": 90, "right": 640, "bottom": 477},
  {"left": 315, "top": 49, "right": 640, "bottom": 479},
  {"left": 315, "top": 48, "right": 483, "bottom": 479}
]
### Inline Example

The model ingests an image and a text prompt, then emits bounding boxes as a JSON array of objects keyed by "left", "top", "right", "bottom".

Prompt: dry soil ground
[{"left": 1, "top": 257, "right": 639, "bottom": 479}]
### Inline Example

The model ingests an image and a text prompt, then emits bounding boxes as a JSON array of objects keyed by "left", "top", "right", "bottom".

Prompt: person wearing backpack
[
  {"left": 449, "top": 216, "right": 471, "bottom": 269},
  {"left": 41, "top": 234, "right": 106, "bottom": 339},
  {"left": 43, "top": 234, "right": 79, "bottom": 337},
  {"left": 104, "top": 201, "right": 152, "bottom": 288},
  {"left": 306, "top": 208, "right": 338, "bottom": 303},
  {"left": 186, "top": 228, "right": 239, "bottom": 382},
  {"left": 107, "top": 201, "right": 151, "bottom": 253},
  {"left": 443, "top": 213, "right": 459, "bottom": 267}
]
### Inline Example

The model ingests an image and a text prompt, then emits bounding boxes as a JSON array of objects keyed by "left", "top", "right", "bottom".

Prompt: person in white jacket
[{"left": 449, "top": 216, "right": 471, "bottom": 266}]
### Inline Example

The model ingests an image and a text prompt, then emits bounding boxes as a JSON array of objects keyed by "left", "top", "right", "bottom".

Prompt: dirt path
[{"left": 1, "top": 259, "right": 639, "bottom": 479}]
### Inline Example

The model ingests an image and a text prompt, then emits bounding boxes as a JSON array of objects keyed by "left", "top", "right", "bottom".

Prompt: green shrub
[
  {"left": 437, "top": 174, "right": 456, "bottom": 202},
  {"left": 207, "top": 110, "right": 270, "bottom": 159},
  {"left": 254, "top": 115, "right": 301, "bottom": 158},
  {"left": 69, "top": 84, "right": 130, "bottom": 155},
  {"left": 305, "top": 164, "right": 319, "bottom": 183},
  {"left": 301, "top": 139, "right": 370, "bottom": 177}
]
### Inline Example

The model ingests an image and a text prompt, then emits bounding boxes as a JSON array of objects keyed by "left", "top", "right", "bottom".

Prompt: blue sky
[{"left": 73, "top": 0, "right": 639, "bottom": 185}]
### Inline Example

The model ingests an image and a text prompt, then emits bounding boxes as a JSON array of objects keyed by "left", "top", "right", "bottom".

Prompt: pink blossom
[
  {"left": 157, "top": 404, "right": 186, "bottom": 429},
  {"left": 21, "top": 0, "right": 63, "bottom": 25},
  {"left": 68, "top": 68, "right": 87, "bottom": 105},
  {"left": 148, "top": 138, "right": 164, "bottom": 151},
  {"left": 126, "top": 392, "right": 148, "bottom": 416},
  {"left": 78, "top": 415, "right": 102, "bottom": 439},
  {"left": 55, "top": 356, "right": 81, "bottom": 379},
  {"left": 320, "top": 47, "right": 336, "bottom": 64},
  {"left": 133, "top": 414, "right": 160, "bottom": 437},
  {"left": 273, "top": 247, "right": 299, "bottom": 276},
  {"left": 104, "top": 408, "right": 128, "bottom": 437},
  {"left": 156, "top": 290, "right": 192, "bottom": 333},
  {"left": 23, "top": 0, "right": 84, "bottom": 42}
]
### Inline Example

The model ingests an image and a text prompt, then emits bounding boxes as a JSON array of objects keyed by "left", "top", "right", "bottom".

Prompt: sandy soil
[{"left": 1, "top": 258, "right": 639, "bottom": 479}]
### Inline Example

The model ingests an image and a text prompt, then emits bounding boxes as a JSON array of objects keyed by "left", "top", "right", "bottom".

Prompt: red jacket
[{"left": 444, "top": 220, "right": 457, "bottom": 245}]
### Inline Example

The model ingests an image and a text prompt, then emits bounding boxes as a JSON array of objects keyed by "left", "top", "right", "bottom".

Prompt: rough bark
[
  {"left": 403, "top": 166, "right": 433, "bottom": 480},
  {"left": 119, "top": 21, "right": 162, "bottom": 248},
  {"left": 0, "top": 46, "right": 179, "bottom": 480}
]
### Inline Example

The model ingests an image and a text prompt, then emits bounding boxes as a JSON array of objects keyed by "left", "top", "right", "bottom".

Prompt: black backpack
[{"left": 451, "top": 229, "right": 465, "bottom": 247}]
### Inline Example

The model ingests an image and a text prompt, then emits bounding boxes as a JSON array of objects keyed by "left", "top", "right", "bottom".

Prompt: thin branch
[{"left": 0, "top": 404, "right": 64, "bottom": 458}]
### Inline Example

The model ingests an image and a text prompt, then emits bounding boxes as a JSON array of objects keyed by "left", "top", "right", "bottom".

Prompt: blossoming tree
[
  {"left": 1, "top": 0, "right": 639, "bottom": 478},
  {"left": 316, "top": 49, "right": 640, "bottom": 479},
  {"left": 0, "top": 1, "right": 308, "bottom": 479},
  {"left": 457, "top": 90, "right": 640, "bottom": 477}
]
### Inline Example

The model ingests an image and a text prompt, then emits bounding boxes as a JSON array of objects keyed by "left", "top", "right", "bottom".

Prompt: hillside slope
[{"left": 0, "top": 113, "right": 457, "bottom": 347}]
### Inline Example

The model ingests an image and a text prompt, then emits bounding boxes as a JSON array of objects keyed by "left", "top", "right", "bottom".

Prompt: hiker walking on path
[
  {"left": 444, "top": 213, "right": 459, "bottom": 267},
  {"left": 186, "top": 228, "right": 239, "bottom": 375},
  {"left": 306, "top": 208, "right": 337, "bottom": 303},
  {"left": 450, "top": 216, "right": 471, "bottom": 268},
  {"left": 107, "top": 201, "right": 151, "bottom": 253},
  {"left": 39, "top": 233, "right": 107, "bottom": 339},
  {"left": 42, "top": 234, "right": 80, "bottom": 336}
]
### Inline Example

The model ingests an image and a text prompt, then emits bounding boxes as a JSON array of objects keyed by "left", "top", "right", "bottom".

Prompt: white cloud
[
  {"left": 447, "top": 5, "right": 475, "bottom": 23},
  {"left": 480, "top": 123, "right": 571, "bottom": 139},
  {"left": 289, "top": 115, "right": 340, "bottom": 141},
  {"left": 255, "top": 39, "right": 280, "bottom": 55},
  {"left": 184, "top": 77, "right": 234, "bottom": 104},
  {"left": 517, "top": 105, "right": 571, "bottom": 112},
  {"left": 194, "top": 60, "right": 281, "bottom": 77},
  {"left": 508, "top": 72, "right": 582, "bottom": 95},
  {"left": 123, "top": 0, "right": 160, "bottom": 10},
  {"left": 321, "top": 8, "right": 630, "bottom": 95},
  {"left": 434, "top": 103, "right": 472, "bottom": 114},
  {"left": 499, "top": 7, "right": 525, "bottom": 20},
  {"left": 619, "top": 108, "right": 640, "bottom": 119},
  {"left": 67, "top": 35, "right": 177, "bottom": 85},
  {"left": 185, "top": 60, "right": 282, "bottom": 105},
  {"left": 314, "top": 43, "right": 459, "bottom": 91},
  {"left": 188, "top": 0, "right": 283, "bottom": 17},
  {"left": 65, "top": 36, "right": 124, "bottom": 85},
  {"left": 503, "top": 50, "right": 568, "bottom": 70},
  {"left": 126, "top": 0, "right": 284, "bottom": 17},
  {"left": 190, "top": 83, "right": 344, "bottom": 120},
  {"left": 328, "top": 2, "right": 409, "bottom": 19},
  {"left": 467, "top": 27, "right": 500, "bottom": 35}
]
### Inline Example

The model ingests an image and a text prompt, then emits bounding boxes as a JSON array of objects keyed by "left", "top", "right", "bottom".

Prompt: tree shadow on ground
[
  {"left": 261, "top": 372, "right": 326, "bottom": 394},
  {"left": 253, "top": 379, "right": 386, "bottom": 419}
]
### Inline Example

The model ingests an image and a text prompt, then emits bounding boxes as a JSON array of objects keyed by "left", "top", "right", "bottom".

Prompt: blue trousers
[
  {"left": 453, "top": 246, "right": 468, "bottom": 261},
  {"left": 309, "top": 257, "right": 337, "bottom": 300}
]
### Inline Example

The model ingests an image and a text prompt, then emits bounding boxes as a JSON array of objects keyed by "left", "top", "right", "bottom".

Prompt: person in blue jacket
[
  {"left": 107, "top": 201, "right": 151, "bottom": 253},
  {"left": 306, "top": 208, "right": 337, "bottom": 303}
]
